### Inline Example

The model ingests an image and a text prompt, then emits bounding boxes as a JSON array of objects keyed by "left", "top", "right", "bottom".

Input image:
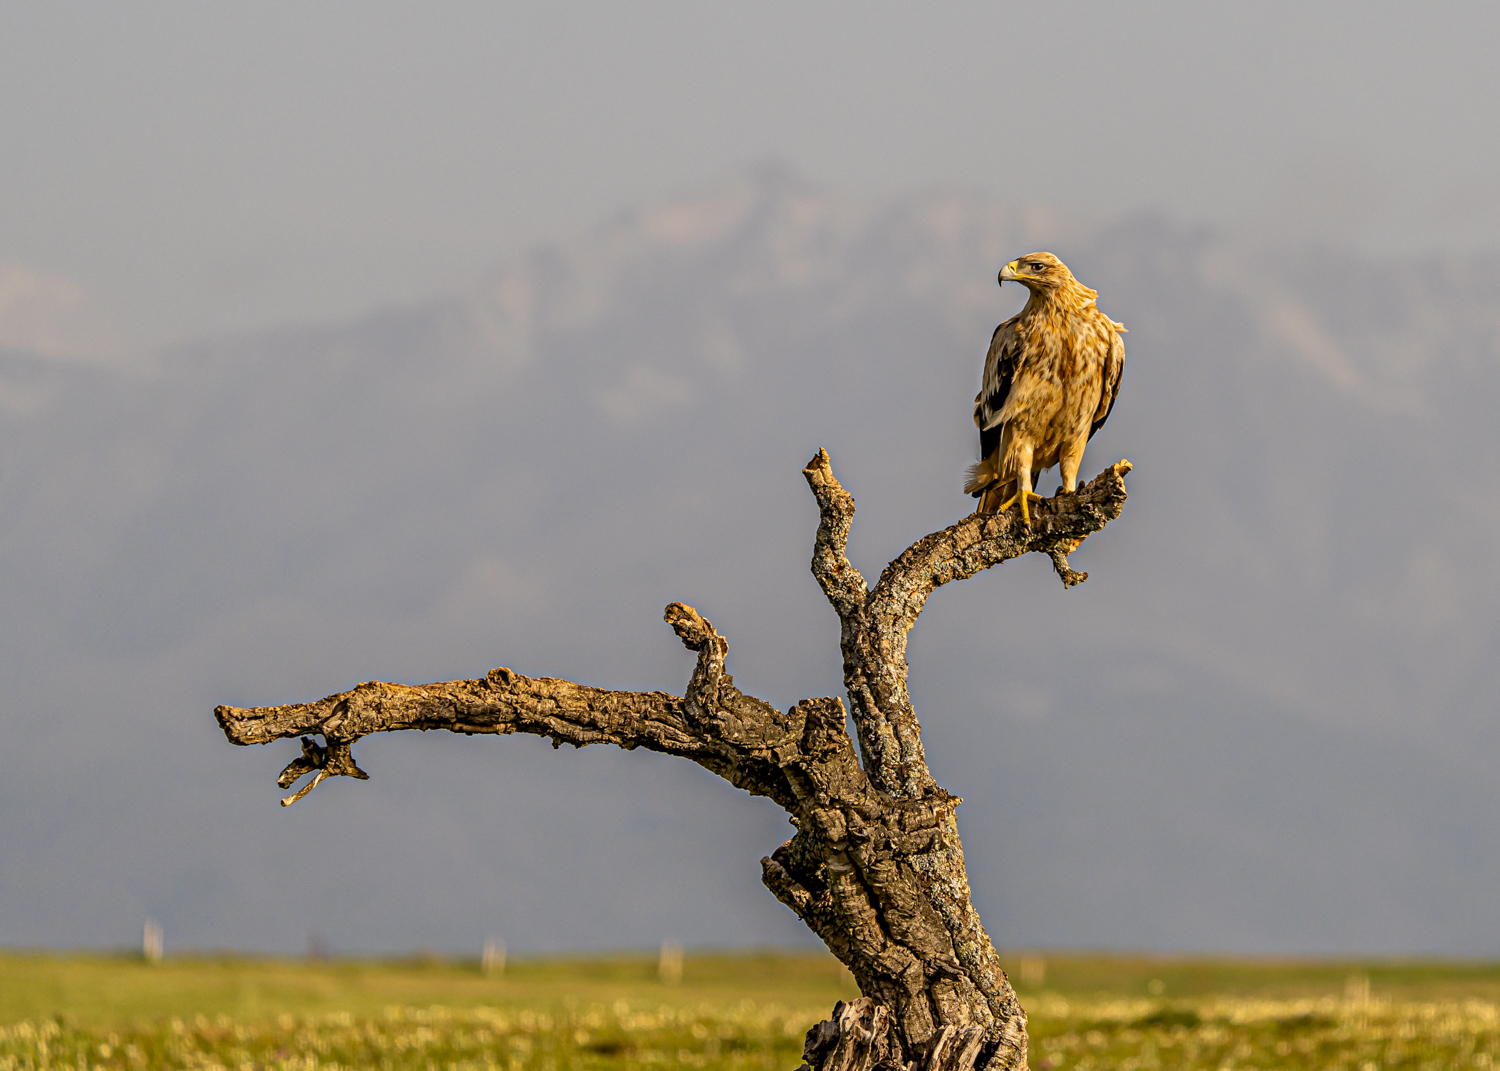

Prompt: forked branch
[{"left": 803, "top": 450, "right": 1130, "bottom": 799}]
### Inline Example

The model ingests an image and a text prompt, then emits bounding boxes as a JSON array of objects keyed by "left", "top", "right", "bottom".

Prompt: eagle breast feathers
[{"left": 966, "top": 252, "right": 1124, "bottom": 503}]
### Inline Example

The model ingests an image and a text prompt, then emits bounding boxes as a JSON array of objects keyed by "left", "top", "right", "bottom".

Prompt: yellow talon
[{"left": 995, "top": 489, "right": 1045, "bottom": 526}]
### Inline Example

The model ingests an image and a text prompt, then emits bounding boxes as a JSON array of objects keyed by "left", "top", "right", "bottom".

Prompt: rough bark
[{"left": 214, "top": 451, "right": 1131, "bottom": 1071}]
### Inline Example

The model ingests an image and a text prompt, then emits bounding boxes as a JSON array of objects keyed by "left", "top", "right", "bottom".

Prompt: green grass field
[{"left": 3, "top": 949, "right": 1498, "bottom": 1070}]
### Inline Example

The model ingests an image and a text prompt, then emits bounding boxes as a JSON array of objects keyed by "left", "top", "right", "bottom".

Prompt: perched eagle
[{"left": 965, "top": 252, "right": 1125, "bottom": 523}]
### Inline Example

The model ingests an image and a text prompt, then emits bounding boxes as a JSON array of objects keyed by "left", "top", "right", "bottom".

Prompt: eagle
[{"left": 965, "top": 251, "right": 1125, "bottom": 523}]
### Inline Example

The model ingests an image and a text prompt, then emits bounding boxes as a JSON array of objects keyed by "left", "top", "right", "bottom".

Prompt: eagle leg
[{"left": 995, "top": 489, "right": 1045, "bottom": 526}]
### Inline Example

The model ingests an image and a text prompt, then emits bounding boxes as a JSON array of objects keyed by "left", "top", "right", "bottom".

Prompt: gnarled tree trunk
[{"left": 215, "top": 450, "right": 1131, "bottom": 1071}]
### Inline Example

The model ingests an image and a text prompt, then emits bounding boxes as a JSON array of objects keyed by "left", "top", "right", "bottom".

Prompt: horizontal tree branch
[{"left": 216, "top": 602, "right": 812, "bottom": 810}]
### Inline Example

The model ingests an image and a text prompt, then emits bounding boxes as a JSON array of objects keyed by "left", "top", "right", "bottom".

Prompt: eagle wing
[
  {"left": 975, "top": 315, "right": 1023, "bottom": 462},
  {"left": 1088, "top": 325, "right": 1125, "bottom": 440}
]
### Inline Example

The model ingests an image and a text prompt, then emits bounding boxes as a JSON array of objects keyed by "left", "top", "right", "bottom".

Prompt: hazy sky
[{"left": 3, "top": 1, "right": 1498, "bottom": 348}]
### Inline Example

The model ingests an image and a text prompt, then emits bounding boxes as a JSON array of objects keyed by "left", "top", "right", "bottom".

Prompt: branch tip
[
  {"left": 802, "top": 447, "right": 831, "bottom": 478},
  {"left": 802, "top": 449, "right": 853, "bottom": 510},
  {"left": 280, "top": 770, "right": 328, "bottom": 807},
  {"left": 1047, "top": 546, "right": 1089, "bottom": 588},
  {"left": 664, "top": 601, "right": 716, "bottom": 650}
]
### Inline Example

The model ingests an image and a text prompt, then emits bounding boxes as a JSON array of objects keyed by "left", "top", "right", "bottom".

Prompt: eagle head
[{"left": 999, "top": 251, "right": 1072, "bottom": 292}]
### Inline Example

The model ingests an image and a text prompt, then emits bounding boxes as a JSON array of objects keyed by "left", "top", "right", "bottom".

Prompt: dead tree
[{"left": 215, "top": 450, "right": 1131, "bottom": 1071}]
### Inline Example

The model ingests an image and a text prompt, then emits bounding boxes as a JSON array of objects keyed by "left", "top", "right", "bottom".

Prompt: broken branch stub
[{"left": 213, "top": 452, "right": 1130, "bottom": 1071}]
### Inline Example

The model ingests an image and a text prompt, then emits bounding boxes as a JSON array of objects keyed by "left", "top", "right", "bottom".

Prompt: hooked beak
[{"left": 998, "top": 260, "right": 1019, "bottom": 286}]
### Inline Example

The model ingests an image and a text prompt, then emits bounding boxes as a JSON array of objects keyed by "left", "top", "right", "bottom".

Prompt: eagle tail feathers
[
  {"left": 964, "top": 461, "right": 995, "bottom": 498},
  {"left": 967, "top": 459, "right": 1023, "bottom": 515}
]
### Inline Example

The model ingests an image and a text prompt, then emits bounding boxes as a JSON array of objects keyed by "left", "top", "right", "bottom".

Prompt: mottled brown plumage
[{"left": 965, "top": 252, "right": 1125, "bottom": 522}]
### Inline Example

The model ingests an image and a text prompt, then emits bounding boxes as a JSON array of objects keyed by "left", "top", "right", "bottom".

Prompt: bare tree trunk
[{"left": 215, "top": 451, "right": 1131, "bottom": 1071}]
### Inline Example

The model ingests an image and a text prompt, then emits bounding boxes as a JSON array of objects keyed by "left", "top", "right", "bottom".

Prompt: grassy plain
[{"left": 2, "top": 949, "right": 1499, "bottom": 1070}]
